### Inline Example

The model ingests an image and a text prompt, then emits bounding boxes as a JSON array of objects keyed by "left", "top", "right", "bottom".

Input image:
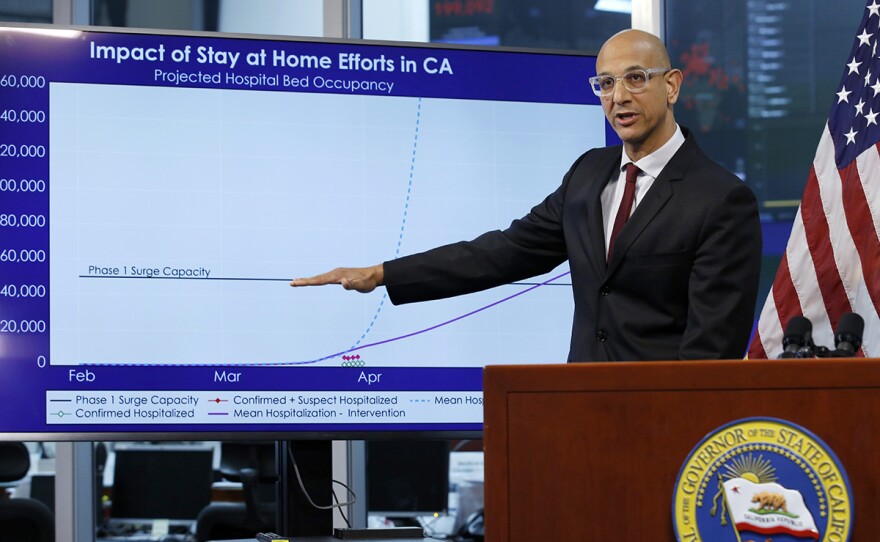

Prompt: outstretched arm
[{"left": 290, "top": 264, "right": 384, "bottom": 294}]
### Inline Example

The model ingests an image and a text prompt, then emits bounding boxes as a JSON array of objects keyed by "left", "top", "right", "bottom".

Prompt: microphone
[
  {"left": 795, "top": 336, "right": 816, "bottom": 358},
  {"left": 833, "top": 312, "right": 864, "bottom": 357},
  {"left": 779, "top": 316, "right": 813, "bottom": 358}
]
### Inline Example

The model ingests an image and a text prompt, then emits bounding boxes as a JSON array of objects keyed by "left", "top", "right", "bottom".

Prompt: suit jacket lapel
[
  {"left": 583, "top": 150, "right": 621, "bottom": 278},
  {"left": 605, "top": 135, "right": 698, "bottom": 275}
]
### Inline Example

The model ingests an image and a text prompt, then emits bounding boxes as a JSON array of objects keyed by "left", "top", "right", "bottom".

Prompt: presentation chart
[{"left": 0, "top": 26, "right": 607, "bottom": 433}]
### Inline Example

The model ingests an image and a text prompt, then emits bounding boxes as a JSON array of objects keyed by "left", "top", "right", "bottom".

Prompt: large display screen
[{"left": 0, "top": 24, "right": 609, "bottom": 439}]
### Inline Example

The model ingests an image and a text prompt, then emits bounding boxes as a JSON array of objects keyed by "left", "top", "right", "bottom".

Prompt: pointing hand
[{"left": 290, "top": 264, "right": 384, "bottom": 294}]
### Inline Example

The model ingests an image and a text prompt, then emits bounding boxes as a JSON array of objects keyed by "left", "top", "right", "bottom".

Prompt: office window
[
  {"left": 428, "top": 0, "right": 630, "bottom": 52},
  {"left": 88, "top": 0, "right": 212, "bottom": 29},
  {"left": 666, "top": 0, "right": 865, "bottom": 224},
  {"left": 0, "top": 0, "right": 51, "bottom": 23},
  {"left": 88, "top": 0, "right": 326, "bottom": 36}
]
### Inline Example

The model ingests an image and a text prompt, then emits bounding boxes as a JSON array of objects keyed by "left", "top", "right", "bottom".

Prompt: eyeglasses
[{"left": 589, "top": 68, "right": 671, "bottom": 97}]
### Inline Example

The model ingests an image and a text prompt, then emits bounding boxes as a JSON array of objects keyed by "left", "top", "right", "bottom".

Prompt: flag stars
[
  {"left": 867, "top": 108, "right": 879, "bottom": 126},
  {"left": 856, "top": 99, "right": 866, "bottom": 115},
  {"left": 848, "top": 57, "right": 863, "bottom": 74},
  {"left": 858, "top": 28, "right": 873, "bottom": 46},
  {"left": 845, "top": 127, "right": 858, "bottom": 144},
  {"left": 866, "top": 68, "right": 873, "bottom": 86},
  {"left": 869, "top": 0, "right": 880, "bottom": 17},
  {"left": 837, "top": 87, "right": 852, "bottom": 103}
]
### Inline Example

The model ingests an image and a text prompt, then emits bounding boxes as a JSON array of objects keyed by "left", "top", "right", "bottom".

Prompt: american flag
[{"left": 748, "top": 0, "right": 880, "bottom": 359}]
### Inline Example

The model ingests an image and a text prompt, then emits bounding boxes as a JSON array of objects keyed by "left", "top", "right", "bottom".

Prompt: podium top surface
[{"left": 483, "top": 357, "right": 880, "bottom": 392}]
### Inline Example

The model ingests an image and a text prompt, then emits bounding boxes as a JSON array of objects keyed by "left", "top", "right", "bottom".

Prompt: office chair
[
  {"left": 194, "top": 442, "right": 278, "bottom": 541},
  {"left": 0, "top": 442, "right": 56, "bottom": 542}
]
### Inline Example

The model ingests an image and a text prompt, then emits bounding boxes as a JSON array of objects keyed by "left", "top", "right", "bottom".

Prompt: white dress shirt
[{"left": 601, "top": 124, "right": 686, "bottom": 258}]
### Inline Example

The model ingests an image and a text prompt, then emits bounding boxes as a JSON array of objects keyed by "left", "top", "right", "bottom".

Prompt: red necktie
[{"left": 607, "top": 163, "right": 639, "bottom": 262}]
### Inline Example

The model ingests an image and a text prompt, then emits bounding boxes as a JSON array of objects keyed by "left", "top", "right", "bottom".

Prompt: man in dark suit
[{"left": 291, "top": 29, "right": 762, "bottom": 362}]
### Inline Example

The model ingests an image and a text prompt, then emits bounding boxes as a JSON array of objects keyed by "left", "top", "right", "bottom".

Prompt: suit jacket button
[
  {"left": 600, "top": 285, "right": 610, "bottom": 296},
  {"left": 596, "top": 329, "right": 607, "bottom": 342}
]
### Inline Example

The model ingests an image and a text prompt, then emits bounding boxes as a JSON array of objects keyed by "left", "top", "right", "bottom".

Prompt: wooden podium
[{"left": 483, "top": 359, "right": 880, "bottom": 541}]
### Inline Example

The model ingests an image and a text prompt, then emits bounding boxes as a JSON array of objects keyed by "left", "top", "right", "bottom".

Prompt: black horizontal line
[
  {"left": 78, "top": 275, "right": 573, "bottom": 286},
  {"left": 79, "top": 275, "right": 290, "bottom": 281}
]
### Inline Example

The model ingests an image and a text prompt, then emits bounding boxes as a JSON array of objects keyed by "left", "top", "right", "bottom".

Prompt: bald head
[{"left": 598, "top": 29, "right": 671, "bottom": 70}]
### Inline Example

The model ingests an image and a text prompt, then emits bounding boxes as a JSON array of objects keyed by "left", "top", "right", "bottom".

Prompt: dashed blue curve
[{"left": 323, "top": 97, "right": 422, "bottom": 363}]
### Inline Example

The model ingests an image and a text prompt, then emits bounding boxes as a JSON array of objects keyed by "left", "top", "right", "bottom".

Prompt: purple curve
[
  {"left": 82, "top": 270, "right": 572, "bottom": 368},
  {"left": 297, "top": 269, "right": 572, "bottom": 364}
]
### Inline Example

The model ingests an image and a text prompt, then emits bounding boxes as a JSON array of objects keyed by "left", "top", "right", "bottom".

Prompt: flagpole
[{"left": 722, "top": 486, "right": 744, "bottom": 542}]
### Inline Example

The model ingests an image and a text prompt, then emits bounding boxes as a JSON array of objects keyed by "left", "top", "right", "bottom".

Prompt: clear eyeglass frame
[{"left": 589, "top": 67, "right": 671, "bottom": 97}]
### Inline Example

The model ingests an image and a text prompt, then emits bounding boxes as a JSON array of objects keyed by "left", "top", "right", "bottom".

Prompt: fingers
[
  {"left": 289, "top": 269, "right": 344, "bottom": 287},
  {"left": 339, "top": 269, "right": 378, "bottom": 293},
  {"left": 340, "top": 275, "right": 376, "bottom": 294},
  {"left": 339, "top": 277, "right": 358, "bottom": 291},
  {"left": 290, "top": 265, "right": 382, "bottom": 294}
]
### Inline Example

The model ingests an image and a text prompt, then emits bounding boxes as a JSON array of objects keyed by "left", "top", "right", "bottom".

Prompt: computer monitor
[
  {"left": 110, "top": 445, "right": 214, "bottom": 524},
  {"left": 366, "top": 440, "right": 450, "bottom": 518},
  {"left": 28, "top": 473, "right": 55, "bottom": 513}
]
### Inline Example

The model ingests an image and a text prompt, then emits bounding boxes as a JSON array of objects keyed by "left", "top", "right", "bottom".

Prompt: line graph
[
  {"left": 85, "top": 270, "right": 572, "bottom": 367},
  {"left": 49, "top": 82, "right": 604, "bottom": 368}
]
